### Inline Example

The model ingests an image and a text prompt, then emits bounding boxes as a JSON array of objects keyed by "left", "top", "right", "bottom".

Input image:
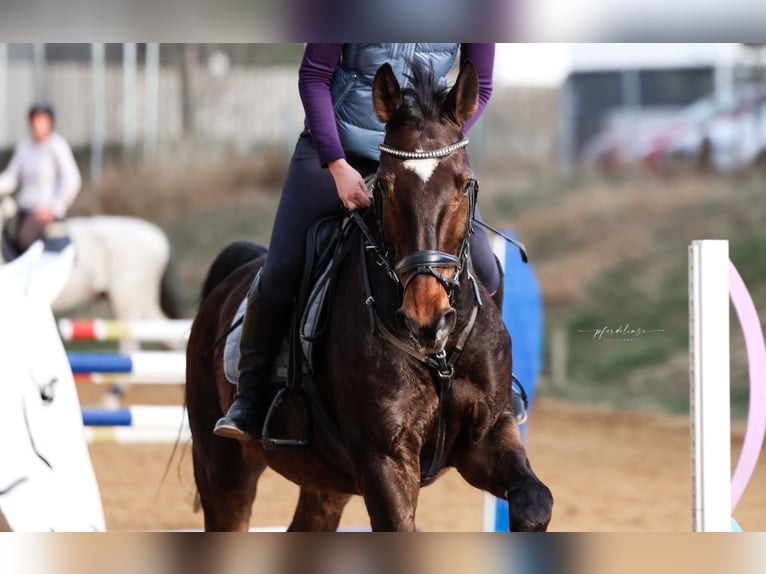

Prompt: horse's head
[{"left": 372, "top": 60, "right": 479, "bottom": 354}]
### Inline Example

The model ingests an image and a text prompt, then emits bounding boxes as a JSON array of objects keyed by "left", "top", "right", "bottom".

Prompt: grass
[{"left": 484, "top": 170, "right": 766, "bottom": 419}]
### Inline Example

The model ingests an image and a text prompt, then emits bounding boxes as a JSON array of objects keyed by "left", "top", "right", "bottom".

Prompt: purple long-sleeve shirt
[{"left": 298, "top": 43, "right": 495, "bottom": 167}]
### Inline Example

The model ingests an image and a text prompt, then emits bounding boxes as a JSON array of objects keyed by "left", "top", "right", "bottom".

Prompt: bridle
[{"left": 370, "top": 137, "right": 480, "bottom": 304}]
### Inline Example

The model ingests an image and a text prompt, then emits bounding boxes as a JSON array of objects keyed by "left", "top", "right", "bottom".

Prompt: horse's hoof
[
  {"left": 213, "top": 421, "right": 250, "bottom": 442},
  {"left": 507, "top": 481, "right": 553, "bottom": 532}
]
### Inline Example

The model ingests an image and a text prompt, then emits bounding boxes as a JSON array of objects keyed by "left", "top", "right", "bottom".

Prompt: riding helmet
[{"left": 28, "top": 100, "right": 55, "bottom": 123}]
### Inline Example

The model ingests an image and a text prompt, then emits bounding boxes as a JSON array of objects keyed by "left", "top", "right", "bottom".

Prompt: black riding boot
[
  {"left": 214, "top": 274, "right": 292, "bottom": 441},
  {"left": 489, "top": 256, "right": 529, "bottom": 425}
]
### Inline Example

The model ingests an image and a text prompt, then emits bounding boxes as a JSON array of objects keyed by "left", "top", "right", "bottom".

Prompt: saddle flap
[
  {"left": 296, "top": 216, "right": 359, "bottom": 371},
  {"left": 222, "top": 296, "right": 297, "bottom": 386},
  {"left": 223, "top": 215, "right": 356, "bottom": 385}
]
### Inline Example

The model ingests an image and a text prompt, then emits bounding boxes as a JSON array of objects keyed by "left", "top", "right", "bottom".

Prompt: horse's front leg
[
  {"left": 454, "top": 412, "right": 553, "bottom": 531},
  {"left": 357, "top": 453, "right": 421, "bottom": 531}
]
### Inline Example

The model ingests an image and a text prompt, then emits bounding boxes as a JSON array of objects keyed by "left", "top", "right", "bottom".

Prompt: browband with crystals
[{"left": 378, "top": 138, "right": 469, "bottom": 160}]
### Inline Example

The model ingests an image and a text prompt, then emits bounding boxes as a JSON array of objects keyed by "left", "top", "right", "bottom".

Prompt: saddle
[{"left": 223, "top": 215, "right": 359, "bottom": 448}]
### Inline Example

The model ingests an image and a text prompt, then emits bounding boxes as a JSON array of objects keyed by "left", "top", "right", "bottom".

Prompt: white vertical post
[
  {"left": 90, "top": 43, "right": 106, "bottom": 185},
  {"left": 122, "top": 43, "right": 137, "bottom": 150},
  {"left": 0, "top": 44, "right": 7, "bottom": 148},
  {"left": 550, "top": 324, "right": 568, "bottom": 389},
  {"left": 481, "top": 490, "right": 498, "bottom": 533},
  {"left": 143, "top": 43, "right": 159, "bottom": 161},
  {"left": 32, "top": 43, "right": 46, "bottom": 99},
  {"left": 689, "top": 239, "right": 731, "bottom": 532}
]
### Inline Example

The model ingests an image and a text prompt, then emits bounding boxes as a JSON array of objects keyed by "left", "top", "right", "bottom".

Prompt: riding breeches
[
  {"left": 259, "top": 131, "right": 501, "bottom": 307},
  {"left": 16, "top": 210, "right": 58, "bottom": 252}
]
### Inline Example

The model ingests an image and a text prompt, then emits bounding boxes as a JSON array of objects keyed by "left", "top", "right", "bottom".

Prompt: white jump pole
[
  {"left": 689, "top": 239, "right": 731, "bottom": 532},
  {"left": 58, "top": 318, "right": 193, "bottom": 343},
  {"left": 85, "top": 426, "right": 191, "bottom": 445}
]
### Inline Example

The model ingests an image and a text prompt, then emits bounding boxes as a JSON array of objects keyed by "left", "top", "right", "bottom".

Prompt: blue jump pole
[
  {"left": 68, "top": 353, "right": 133, "bottom": 374},
  {"left": 82, "top": 408, "right": 133, "bottom": 426}
]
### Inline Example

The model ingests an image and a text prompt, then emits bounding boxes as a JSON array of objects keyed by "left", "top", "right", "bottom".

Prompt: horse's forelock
[{"left": 392, "top": 60, "right": 452, "bottom": 129}]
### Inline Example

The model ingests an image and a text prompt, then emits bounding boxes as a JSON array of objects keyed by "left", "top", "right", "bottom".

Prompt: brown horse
[{"left": 185, "top": 61, "right": 553, "bottom": 532}]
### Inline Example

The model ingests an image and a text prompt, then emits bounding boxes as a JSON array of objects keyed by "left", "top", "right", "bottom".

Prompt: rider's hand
[
  {"left": 33, "top": 206, "right": 55, "bottom": 223},
  {"left": 328, "top": 158, "right": 371, "bottom": 211}
]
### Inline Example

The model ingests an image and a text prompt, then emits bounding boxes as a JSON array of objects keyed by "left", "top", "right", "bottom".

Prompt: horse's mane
[{"left": 393, "top": 59, "right": 455, "bottom": 129}]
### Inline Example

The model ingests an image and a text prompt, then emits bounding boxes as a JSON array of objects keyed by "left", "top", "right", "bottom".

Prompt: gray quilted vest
[{"left": 328, "top": 43, "right": 460, "bottom": 161}]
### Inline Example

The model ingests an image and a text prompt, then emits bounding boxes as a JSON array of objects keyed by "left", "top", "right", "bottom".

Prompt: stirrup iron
[{"left": 260, "top": 387, "right": 312, "bottom": 449}]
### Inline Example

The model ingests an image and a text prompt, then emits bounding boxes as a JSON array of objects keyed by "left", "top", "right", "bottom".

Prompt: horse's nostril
[
  {"left": 441, "top": 309, "right": 457, "bottom": 332},
  {"left": 397, "top": 307, "right": 457, "bottom": 343},
  {"left": 430, "top": 308, "right": 457, "bottom": 342}
]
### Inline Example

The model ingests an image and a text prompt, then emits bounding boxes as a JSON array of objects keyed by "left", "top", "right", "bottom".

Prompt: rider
[
  {"left": 214, "top": 43, "right": 527, "bottom": 442},
  {"left": 0, "top": 101, "right": 82, "bottom": 252}
]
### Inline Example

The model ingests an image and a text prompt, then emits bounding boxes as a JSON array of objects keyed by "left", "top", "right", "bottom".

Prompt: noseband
[{"left": 373, "top": 137, "right": 478, "bottom": 302}]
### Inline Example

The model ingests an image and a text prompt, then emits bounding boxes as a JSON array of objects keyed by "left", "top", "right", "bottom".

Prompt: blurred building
[{"left": 559, "top": 43, "right": 758, "bottom": 166}]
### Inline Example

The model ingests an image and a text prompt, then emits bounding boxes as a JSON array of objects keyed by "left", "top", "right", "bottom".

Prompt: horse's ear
[
  {"left": 373, "top": 63, "right": 403, "bottom": 123},
  {"left": 445, "top": 60, "right": 479, "bottom": 125}
]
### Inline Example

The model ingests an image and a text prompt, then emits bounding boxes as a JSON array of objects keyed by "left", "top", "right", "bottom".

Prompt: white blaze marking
[{"left": 403, "top": 158, "right": 440, "bottom": 183}]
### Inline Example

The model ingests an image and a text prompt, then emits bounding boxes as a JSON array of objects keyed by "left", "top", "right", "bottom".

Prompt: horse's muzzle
[{"left": 397, "top": 307, "right": 457, "bottom": 353}]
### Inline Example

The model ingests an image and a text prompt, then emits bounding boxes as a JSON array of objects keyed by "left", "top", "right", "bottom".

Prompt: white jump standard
[{"left": 689, "top": 240, "right": 731, "bottom": 532}]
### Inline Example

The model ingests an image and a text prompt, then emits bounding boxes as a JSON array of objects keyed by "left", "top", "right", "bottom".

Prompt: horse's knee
[{"left": 506, "top": 473, "right": 553, "bottom": 532}]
